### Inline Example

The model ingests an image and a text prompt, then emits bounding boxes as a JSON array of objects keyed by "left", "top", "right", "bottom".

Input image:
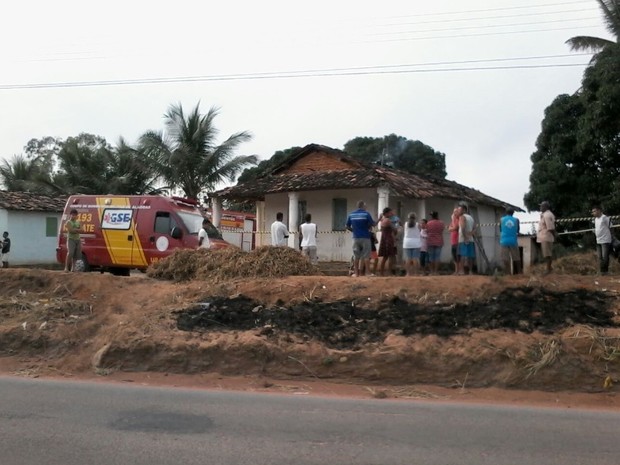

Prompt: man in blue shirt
[
  {"left": 346, "top": 201, "right": 375, "bottom": 277},
  {"left": 500, "top": 208, "right": 521, "bottom": 274}
]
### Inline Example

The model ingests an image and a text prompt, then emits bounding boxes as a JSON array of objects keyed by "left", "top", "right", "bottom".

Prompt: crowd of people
[
  {"left": 266, "top": 198, "right": 616, "bottom": 276},
  {"left": 344, "top": 201, "right": 487, "bottom": 277}
]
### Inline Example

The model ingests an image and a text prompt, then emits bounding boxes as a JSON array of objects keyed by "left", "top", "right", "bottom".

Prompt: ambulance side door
[{"left": 141, "top": 210, "right": 186, "bottom": 266}]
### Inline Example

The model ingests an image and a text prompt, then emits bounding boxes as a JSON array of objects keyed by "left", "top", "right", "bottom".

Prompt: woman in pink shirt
[{"left": 425, "top": 211, "right": 445, "bottom": 275}]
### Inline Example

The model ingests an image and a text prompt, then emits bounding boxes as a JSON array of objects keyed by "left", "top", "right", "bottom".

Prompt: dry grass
[
  {"left": 389, "top": 386, "right": 446, "bottom": 399},
  {"left": 530, "top": 251, "right": 620, "bottom": 275},
  {"left": 569, "top": 325, "right": 620, "bottom": 362},
  {"left": 147, "top": 246, "right": 320, "bottom": 282},
  {"left": 525, "top": 338, "right": 561, "bottom": 379}
]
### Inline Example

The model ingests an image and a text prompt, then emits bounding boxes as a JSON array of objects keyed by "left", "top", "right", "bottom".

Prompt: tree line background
[{"left": 1, "top": 1, "right": 619, "bottom": 221}]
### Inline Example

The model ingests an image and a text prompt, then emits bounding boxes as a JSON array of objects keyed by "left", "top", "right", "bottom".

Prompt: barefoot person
[{"left": 64, "top": 209, "right": 82, "bottom": 272}]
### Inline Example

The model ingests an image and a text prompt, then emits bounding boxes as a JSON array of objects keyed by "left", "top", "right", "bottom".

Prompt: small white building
[
  {"left": 213, "top": 144, "right": 522, "bottom": 272},
  {"left": 0, "top": 191, "right": 66, "bottom": 266}
]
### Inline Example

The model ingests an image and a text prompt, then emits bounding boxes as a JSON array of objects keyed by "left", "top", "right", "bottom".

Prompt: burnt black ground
[{"left": 175, "top": 287, "right": 617, "bottom": 349}]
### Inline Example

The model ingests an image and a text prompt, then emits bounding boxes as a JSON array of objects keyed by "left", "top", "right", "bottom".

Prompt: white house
[
  {"left": 213, "top": 144, "right": 522, "bottom": 272},
  {"left": 0, "top": 191, "right": 66, "bottom": 266}
]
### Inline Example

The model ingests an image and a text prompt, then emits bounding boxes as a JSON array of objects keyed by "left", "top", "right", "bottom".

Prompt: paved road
[{"left": 1, "top": 376, "right": 618, "bottom": 465}]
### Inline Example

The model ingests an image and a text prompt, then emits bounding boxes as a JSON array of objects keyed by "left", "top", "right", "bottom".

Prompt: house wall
[
  {"left": 263, "top": 188, "right": 378, "bottom": 262},
  {"left": 260, "top": 190, "right": 504, "bottom": 270},
  {"left": 1, "top": 210, "right": 61, "bottom": 265}
]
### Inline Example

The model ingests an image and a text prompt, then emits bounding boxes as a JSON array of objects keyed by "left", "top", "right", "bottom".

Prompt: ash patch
[{"left": 175, "top": 287, "right": 616, "bottom": 349}]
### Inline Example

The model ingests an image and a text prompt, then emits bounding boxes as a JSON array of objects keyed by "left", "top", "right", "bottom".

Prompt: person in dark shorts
[
  {"left": 1, "top": 231, "right": 10, "bottom": 268},
  {"left": 346, "top": 201, "right": 375, "bottom": 277}
]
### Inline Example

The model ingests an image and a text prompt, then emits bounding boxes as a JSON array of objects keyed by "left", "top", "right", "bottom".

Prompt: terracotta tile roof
[
  {"left": 215, "top": 144, "right": 523, "bottom": 211},
  {"left": 0, "top": 191, "right": 67, "bottom": 212}
]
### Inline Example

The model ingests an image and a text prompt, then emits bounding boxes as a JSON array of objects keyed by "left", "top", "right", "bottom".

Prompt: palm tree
[
  {"left": 51, "top": 134, "right": 164, "bottom": 195},
  {"left": 112, "top": 138, "right": 167, "bottom": 195},
  {"left": 139, "top": 102, "right": 257, "bottom": 200},
  {"left": 0, "top": 155, "right": 51, "bottom": 192},
  {"left": 566, "top": 0, "right": 620, "bottom": 52}
]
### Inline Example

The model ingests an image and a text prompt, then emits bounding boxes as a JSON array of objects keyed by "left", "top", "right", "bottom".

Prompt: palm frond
[
  {"left": 566, "top": 35, "right": 616, "bottom": 52},
  {"left": 597, "top": 0, "right": 620, "bottom": 39}
]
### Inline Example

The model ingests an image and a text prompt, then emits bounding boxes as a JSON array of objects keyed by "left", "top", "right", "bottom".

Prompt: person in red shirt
[{"left": 425, "top": 211, "right": 445, "bottom": 275}]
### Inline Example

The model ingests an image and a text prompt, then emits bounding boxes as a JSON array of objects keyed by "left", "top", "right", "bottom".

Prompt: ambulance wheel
[{"left": 74, "top": 254, "right": 90, "bottom": 272}]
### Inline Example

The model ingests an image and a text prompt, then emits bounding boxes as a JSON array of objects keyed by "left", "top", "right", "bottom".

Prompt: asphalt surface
[{"left": 1, "top": 376, "right": 618, "bottom": 465}]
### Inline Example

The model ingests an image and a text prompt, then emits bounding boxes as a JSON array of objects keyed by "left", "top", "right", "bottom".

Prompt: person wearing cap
[
  {"left": 537, "top": 201, "right": 557, "bottom": 275},
  {"left": 592, "top": 205, "right": 612, "bottom": 274}
]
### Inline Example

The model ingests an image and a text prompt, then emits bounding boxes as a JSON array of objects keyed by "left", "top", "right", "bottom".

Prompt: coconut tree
[
  {"left": 50, "top": 134, "right": 163, "bottom": 195},
  {"left": 139, "top": 102, "right": 256, "bottom": 200},
  {"left": 0, "top": 154, "right": 50, "bottom": 192},
  {"left": 566, "top": 0, "right": 620, "bottom": 52}
]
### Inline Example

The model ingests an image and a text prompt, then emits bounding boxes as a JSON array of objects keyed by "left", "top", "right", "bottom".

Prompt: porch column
[
  {"left": 419, "top": 201, "right": 427, "bottom": 222},
  {"left": 256, "top": 200, "right": 265, "bottom": 247},
  {"left": 377, "top": 186, "right": 390, "bottom": 219},
  {"left": 212, "top": 197, "right": 222, "bottom": 228},
  {"left": 287, "top": 192, "right": 299, "bottom": 248}
]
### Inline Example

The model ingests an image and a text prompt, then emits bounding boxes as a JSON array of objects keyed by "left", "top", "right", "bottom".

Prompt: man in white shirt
[
  {"left": 537, "top": 200, "right": 557, "bottom": 275},
  {"left": 592, "top": 205, "right": 612, "bottom": 274},
  {"left": 299, "top": 213, "right": 318, "bottom": 264},
  {"left": 271, "top": 212, "right": 289, "bottom": 247},
  {"left": 198, "top": 219, "right": 211, "bottom": 249}
]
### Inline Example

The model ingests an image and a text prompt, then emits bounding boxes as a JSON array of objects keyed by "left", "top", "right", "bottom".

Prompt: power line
[
  {"left": 381, "top": 7, "right": 597, "bottom": 27},
  {"left": 370, "top": 16, "right": 600, "bottom": 37},
  {"left": 386, "top": 0, "right": 593, "bottom": 19},
  {"left": 0, "top": 59, "right": 590, "bottom": 91},
  {"left": 369, "top": 23, "right": 602, "bottom": 43}
]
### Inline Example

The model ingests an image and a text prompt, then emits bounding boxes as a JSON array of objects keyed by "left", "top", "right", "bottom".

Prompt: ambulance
[{"left": 56, "top": 195, "right": 230, "bottom": 275}]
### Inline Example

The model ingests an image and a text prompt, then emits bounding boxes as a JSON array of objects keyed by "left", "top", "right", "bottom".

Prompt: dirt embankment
[{"left": 1, "top": 266, "right": 619, "bottom": 405}]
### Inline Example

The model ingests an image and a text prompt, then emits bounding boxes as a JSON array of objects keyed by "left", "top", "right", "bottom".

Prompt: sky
[{"left": 0, "top": 0, "right": 610, "bottom": 225}]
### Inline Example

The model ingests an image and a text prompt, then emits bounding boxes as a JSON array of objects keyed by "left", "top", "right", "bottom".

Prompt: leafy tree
[
  {"left": 140, "top": 103, "right": 257, "bottom": 200},
  {"left": 23, "top": 136, "right": 62, "bottom": 173},
  {"left": 1, "top": 134, "right": 164, "bottom": 195},
  {"left": 344, "top": 134, "right": 447, "bottom": 178},
  {"left": 526, "top": 3, "right": 620, "bottom": 218},
  {"left": 524, "top": 94, "right": 588, "bottom": 218},
  {"left": 566, "top": 0, "right": 620, "bottom": 53},
  {"left": 525, "top": 46, "right": 620, "bottom": 217}
]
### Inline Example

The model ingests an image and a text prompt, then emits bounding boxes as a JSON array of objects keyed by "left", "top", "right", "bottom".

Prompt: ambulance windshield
[{"left": 177, "top": 212, "right": 223, "bottom": 239}]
